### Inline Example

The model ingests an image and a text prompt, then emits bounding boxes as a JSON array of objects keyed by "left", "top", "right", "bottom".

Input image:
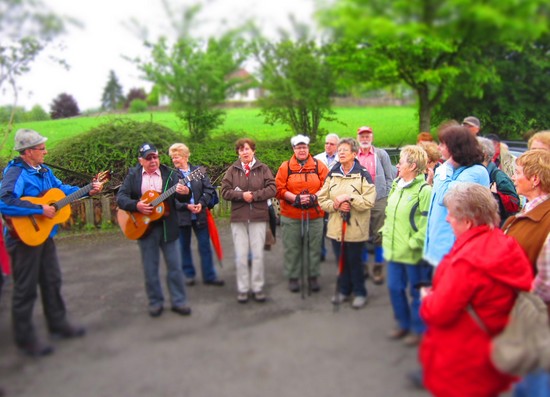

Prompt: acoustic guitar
[
  {"left": 117, "top": 167, "right": 205, "bottom": 240},
  {"left": 6, "top": 170, "right": 111, "bottom": 246}
]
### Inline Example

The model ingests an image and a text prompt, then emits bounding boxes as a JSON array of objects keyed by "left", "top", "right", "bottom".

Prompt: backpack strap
[{"left": 409, "top": 183, "right": 429, "bottom": 233}]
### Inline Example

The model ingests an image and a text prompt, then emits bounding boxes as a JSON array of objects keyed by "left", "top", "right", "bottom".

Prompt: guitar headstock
[
  {"left": 183, "top": 167, "right": 206, "bottom": 183},
  {"left": 93, "top": 170, "right": 112, "bottom": 185}
]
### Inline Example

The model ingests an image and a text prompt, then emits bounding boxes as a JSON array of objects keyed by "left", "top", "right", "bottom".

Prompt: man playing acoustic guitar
[
  {"left": 117, "top": 143, "right": 193, "bottom": 319},
  {"left": 0, "top": 129, "right": 104, "bottom": 357}
]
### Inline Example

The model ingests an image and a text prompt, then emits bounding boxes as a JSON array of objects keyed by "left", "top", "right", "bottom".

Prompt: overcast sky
[{"left": 5, "top": 0, "right": 317, "bottom": 111}]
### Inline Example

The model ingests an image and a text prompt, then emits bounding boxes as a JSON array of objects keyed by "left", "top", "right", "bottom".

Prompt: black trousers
[{"left": 9, "top": 238, "right": 68, "bottom": 346}]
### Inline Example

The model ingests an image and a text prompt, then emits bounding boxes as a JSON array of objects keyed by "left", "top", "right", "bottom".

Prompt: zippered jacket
[
  {"left": 0, "top": 157, "right": 80, "bottom": 242},
  {"left": 317, "top": 160, "right": 376, "bottom": 242},
  {"left": 221, "top": 159, "right": 276, "bottom": 223},
  {"left": 382, "top": 174, "right": 432, "bottom": 264}
]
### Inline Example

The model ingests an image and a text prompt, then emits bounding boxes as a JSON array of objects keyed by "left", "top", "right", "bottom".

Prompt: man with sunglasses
[
  {"left": 0, "top": 129, "right": 103, "bottom": 357},
  {"left": 117, "top": 143, "right": 192, "bottom": 319}
]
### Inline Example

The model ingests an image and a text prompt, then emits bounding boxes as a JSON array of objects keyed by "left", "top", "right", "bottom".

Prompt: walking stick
[
  {"left": 305, "top": 209, "right": 311, "bottom": 296},
  {"left": 300, "top": 208, "right": 306, "bottom": 300},
  {"left": 334, "top": 205, "right": 350, "bottom": 312}
]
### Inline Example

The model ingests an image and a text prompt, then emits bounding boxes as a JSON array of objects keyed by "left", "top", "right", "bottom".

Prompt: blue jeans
[
  {"left": 331, "top": 239, "right": 366, "bottom": 297},
  {"left": 137, "top": 225, "right": 187, "bottom": 309},
  {"left": 514, "top": 370, "right": 550, "bottom": 397},
  {"left": 387, "top": 261, "right": 431, "bottom": 334},
  {"left": 179, "top": 222, "right": 217, "bottom": 282}
]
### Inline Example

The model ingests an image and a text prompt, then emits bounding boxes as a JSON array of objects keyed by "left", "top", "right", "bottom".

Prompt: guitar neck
[
  {"left": 149, "top": 170, "right": 202, "bottom": 207},
  {"left": 54, "top": 183, "right": 93, "bottom": 210},
  {"left": 150, "top": 183, "right": 178, "bottom": 207}
]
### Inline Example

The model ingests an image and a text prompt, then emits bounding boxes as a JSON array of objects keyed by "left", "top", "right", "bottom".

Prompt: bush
[
  {"left": 46, "top": 119, "right": 184, "bottom": 187},
  {"left": 50, "top": 93, "right": 80, "bottom": 119},
  {"left": 128, "top": 99, "right": 148, "bottom": 113}
]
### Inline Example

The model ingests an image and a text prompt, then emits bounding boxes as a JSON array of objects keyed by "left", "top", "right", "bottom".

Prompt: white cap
[{"left": 290, "top": 134, "right": 310, "bottom": 147}]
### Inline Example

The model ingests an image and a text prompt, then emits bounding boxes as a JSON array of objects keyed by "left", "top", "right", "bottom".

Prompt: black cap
[
  {"left": 138, "top": 143, "right": 157, "bottom": 158},
  {"left": 485, "top": 134, "right": 501, "bottom": 143}
]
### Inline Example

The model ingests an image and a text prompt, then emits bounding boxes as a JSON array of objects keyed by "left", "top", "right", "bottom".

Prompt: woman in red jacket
[{"left": 419, "top": 183, "right": 533, "bottom": 397}]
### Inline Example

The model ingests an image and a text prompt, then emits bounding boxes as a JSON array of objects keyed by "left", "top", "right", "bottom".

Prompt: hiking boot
[
  {"left": 309, "top": 277, "right": 320, "bottom": 292},
  {"left": 237, "top": 292, "right": 249, "bottom": 304},
  {"left": 387, "top": 328, "right": 409, "bottom": 340},
  {"left": 18, "top": 340, "right": 54, "bottom": 357},
  {"left": 372, "top": 264, "right": 384, "bottom": 285},
  {"left": 50, "top": 324, "right": 86, "bottom": 339},
  {"left": 352, "top": 296, "right": 367, "bottom": 309},
  {"left": 252, "top": 290, "right": 267, "bottom": 303},
  {"left": 403, "top": 333, "right": 421, "bottom": 347},
  {"left": 288, "top": 278, "right": 300, "bottom": 293}
]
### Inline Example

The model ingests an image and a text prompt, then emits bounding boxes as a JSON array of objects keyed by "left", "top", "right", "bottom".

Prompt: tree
[
  {"left": 50, "top": 93, "right": 80, "bottom": 119},
  {"left": 135, "top": 6, "right": 248, "bottom": 142},
  {"left": 0, "top": 0, "right": 68, "bottom": 149},
  {"left": 101, "top": 70, "right": 125, "bottom": 110},
  {"left": 319, "top": 0, "right": 548, "bottom": 132},
  {"left": 256, "top": 38, "right": 336, "bottom": 141},
  {"left": 434, "top": 34, "right": 550, "bottom": 139}
]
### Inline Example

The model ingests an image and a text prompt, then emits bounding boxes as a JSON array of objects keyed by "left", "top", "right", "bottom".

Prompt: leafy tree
[
  {"left": 434, "top": 34, "right": 550, "bottom": 139},
  {"left": 256, "top": 38, "right": 336, "bottom": 141},
  {"left": 319, "top": 0, "right": 548, "bottom": 132},
  {"left": 0, "top": 0, "right": 68, "bottom": 150},
  {"left": 101, "top": 70, "right": 125, "bottom": 110},
  {"left": 50, "top": 93, "right": 80, "bottom": 119},
  {"left": 136, "top": 6, "right": 248, "bottom": 142},
  {"left": 26, "top": 105, "right": 49, "bottom": 122},
  {"left": 128, "top": 99, "right": 148, "bottom": 113},
  {"left": 125, "top": 87, "right": 147, "bottom": 108}
]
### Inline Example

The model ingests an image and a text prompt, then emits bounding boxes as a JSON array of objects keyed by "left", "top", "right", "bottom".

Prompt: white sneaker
[{"left": 352, "top": 296, "right": 367, "bottom": 309}]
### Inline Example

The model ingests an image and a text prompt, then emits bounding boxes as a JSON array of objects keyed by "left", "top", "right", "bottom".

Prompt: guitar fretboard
[
  {"left": 54, "top": 184, "right": 93, "bottom": 210},
  {"left": 149, "top": 168, "right": 204, "bottom": 207}
]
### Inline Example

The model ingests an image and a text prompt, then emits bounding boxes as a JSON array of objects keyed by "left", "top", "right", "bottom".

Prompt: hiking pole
[
  {"left": 300, "top": 208, "right": 306, "bottom": 300},
  {"left": 305, "top": 209, "right": 311, "bottom": 296},
  {"left": 334, "top": 203, "right": 351, "bottom": 312}
]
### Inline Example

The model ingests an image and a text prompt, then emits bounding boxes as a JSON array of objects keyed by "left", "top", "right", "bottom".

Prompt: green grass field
[{"left": 6, "top": 106, "right": 419, "bottom": 156}]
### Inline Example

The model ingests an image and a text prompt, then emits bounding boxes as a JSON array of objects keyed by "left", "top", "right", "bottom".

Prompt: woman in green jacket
[{"left": 382, "top": 145, "right": 432, "bottom": 346}]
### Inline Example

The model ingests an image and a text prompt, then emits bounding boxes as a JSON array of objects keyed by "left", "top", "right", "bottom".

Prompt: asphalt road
[{"left": 0, "top": 220, "right": 429, "bottom": 397}]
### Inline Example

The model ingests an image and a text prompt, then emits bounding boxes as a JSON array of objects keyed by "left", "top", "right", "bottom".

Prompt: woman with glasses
[{"left": 318, "top": 138, "right": 376, "bottom": 309}]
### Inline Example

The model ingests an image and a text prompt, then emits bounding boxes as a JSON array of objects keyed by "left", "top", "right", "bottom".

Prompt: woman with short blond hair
[{"left": 383, "top": 145, "right": 432, "bottom": 345}]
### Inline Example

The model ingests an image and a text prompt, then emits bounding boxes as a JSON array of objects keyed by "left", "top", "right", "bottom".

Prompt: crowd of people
[{"left": 0, "top": 118, "right": 549, "bottom": 397}]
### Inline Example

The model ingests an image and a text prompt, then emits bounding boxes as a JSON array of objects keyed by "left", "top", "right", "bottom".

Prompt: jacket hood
[{"left": 452, "top": 225, "right": 532, "bottom": 290}]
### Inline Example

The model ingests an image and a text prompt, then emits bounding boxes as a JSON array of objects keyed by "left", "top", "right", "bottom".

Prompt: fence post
[
  {"left": 101, "top": 196, "right": 112, "bottom": 225},
  {"left": 84, "top": 198, "right": 94, "bottom": 227}
]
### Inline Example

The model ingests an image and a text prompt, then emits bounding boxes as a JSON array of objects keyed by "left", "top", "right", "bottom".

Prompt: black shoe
[
  {"left": 185, "top": 278, "right": 196, "bottom": 286},
  {"left": 309, "top": 277, "right": 320, "bottom": 292},
  {"left": 252, "top": 291, "right": 267, "bottom": 302},
  {"left": 204, "top": 279, "right": 225, "bottom": 286},
  {"left": 407, "top": 369, "right": 424, "bottom": 389},
  {"left": 50, "top": 324, "right": 86, "bottom": 339},
  {"left": 289, "top": 278, "right": 300, "bottom": 293},
  {"left": 19, "top": 341, "right": 54, "bottom": 357},
  {"left": 320, "top": 254, "right": 326, "bottom": 262},
  {"left": 171, "top": 305, "right": 192, "bottom": 316},
  {"left": 149, "top": 306, "right": 164, "bottom": 318}
]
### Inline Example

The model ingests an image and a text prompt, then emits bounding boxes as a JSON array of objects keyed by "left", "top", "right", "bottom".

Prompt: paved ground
[{"left": 0, "top": 220, "right": 429, "bottom": 397}]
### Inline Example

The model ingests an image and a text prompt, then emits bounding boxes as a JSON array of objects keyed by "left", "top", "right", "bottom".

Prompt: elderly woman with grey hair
[
  {"left": 478, "top": 137, "right": 520, "bottom": 225},
  {"left": 420, "top": 183, "right": 532, "bottom": 397},
  {"left": 318, "top": 138, "right": 376, "bottom": 309}
]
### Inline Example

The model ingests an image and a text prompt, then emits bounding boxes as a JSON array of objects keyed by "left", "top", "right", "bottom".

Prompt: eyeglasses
[
  {"left": 145, "top": 155, "right": 159, "bottom": 160},
  {"left": 31, "top": 146, "right": 46, "bottom": 151}
]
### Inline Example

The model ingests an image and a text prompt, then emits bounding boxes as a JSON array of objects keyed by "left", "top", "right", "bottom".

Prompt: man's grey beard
[{"left": 359, "top": 142, "right": 371, "bottom": 149}]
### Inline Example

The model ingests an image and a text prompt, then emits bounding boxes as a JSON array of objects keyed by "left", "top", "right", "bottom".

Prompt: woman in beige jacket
[{"left": 317, "top": 138, "right": 376, "bottom": 309}]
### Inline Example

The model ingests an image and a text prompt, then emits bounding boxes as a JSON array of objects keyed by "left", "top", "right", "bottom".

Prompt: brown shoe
[
  {"left": 288, "top": 278, "right": 300, "bottom": 293},
  {"left": 309, "top": 277, "right": 320, "bottom": 292},
  {"left": 253, "top": 291, "right": 267, "bottom": 303},
  {"left": 237, "top": 292, "right": 249, "bottom": 304},
  {"left": 372, "top": 264, "right": 384, "bottom": 285},
  {"left": 403, "top": 333, "right": 421, "bottom": 346},
  {"left": 387, "top": 328, "right": 409, "bottom": 340}
]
